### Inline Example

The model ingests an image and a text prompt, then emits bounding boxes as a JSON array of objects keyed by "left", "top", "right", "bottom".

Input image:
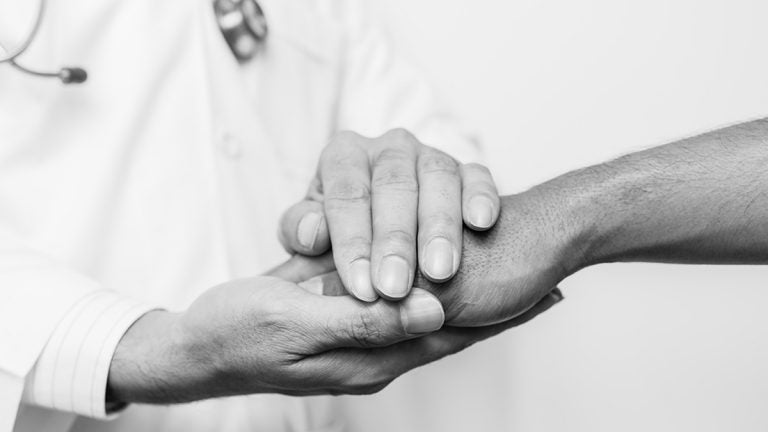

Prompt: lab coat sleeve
[
  {"left": 0, "top": 229, "right": 155, "bottom": 432},
  {"left": 333, "top": 1, "right": 483, "bottom": 164}
]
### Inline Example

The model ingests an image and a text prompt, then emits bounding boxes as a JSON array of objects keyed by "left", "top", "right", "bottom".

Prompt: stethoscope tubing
[
  {"left": 0, "top": 0, "right": 47, "bottom": 64},
  {"left": 1, "top": 0, "right": 265, "bottom": 83}
]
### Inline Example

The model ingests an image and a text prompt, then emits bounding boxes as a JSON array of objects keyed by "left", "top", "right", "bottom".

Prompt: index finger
[{"left": 320, "top": 132, "right": 378, "bottom": 302}]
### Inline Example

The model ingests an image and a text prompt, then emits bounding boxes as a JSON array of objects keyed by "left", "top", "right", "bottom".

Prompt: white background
[{"left": 341, "top": 1, "right": 768, "bottom": 431}]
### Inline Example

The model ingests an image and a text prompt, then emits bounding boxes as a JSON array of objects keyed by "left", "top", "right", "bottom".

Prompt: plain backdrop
[{"left": 339, "top": 1, "right": 768, "bottom": 431}]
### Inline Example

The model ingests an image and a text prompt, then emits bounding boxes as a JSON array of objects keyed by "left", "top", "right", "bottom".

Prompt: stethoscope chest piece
[{"left": 213, "top": 0, "right": 268, "bottom": 62}]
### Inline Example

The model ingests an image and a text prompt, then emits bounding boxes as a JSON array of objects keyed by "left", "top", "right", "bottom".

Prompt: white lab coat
[{"left": 0, "top": 0, "right": 479, "bottom": 431}]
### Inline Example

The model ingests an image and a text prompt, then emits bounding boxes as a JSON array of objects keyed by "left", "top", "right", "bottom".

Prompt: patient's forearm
[
  {"left": 555, "top": 118, "right": 768, "bottom": 267},
  {"left": 399, "top": 119, "right": 768, "bottom": 328}
]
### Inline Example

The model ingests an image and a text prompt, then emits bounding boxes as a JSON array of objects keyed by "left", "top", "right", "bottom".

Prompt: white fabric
[
  {"left": 0, "top": 0, "right": 478, "bottom": 431},
  {"left": 21, "top": 291, "right": 155, "bottom": 418},
  {"left": 0, "top": 1, "right": 39, "bottom": 56}
]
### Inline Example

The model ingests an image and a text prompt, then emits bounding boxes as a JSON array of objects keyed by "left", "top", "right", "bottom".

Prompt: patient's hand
[
  {"left": 421, "top": 189, "right": 579, "bottom": 327},
  {"left": 311, "top": 187, "right": 579, "bottom": 327}
]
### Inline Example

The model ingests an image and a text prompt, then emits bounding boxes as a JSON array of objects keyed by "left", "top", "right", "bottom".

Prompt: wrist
[
  {"left": 531, "top": 161, "right": 643, "bottom": 270},
  {"left": 107, "top": 310, "right": 215, "bottom": 404},
  {"left": 514, "top": 173, "right": 606, "bottom": 275}
]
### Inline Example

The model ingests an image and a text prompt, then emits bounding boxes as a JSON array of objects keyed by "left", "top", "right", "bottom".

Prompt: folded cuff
[{"left": 22, "top": 291, "right": 157, "bottom": 419}]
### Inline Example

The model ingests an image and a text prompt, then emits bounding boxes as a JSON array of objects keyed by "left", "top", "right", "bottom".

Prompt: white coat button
[{"left": 219, "top": 132, "right": 243, "bottom": 158}]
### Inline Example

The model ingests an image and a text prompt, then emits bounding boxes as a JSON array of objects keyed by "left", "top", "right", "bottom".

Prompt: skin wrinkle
[
  {"left": 323, "top": 179, "right": 372, "bottom": 205},
  {"left": 418, "top": 152, "right": 460, "bottom": 177},
  {"left": 742, "top": 190, "right": 767, "bottom": 221},
  {"left": 347, "top": 309, "right": 385, "bottom": 349},
  {"left": 371, "top": 163, "right": 418, "bottom": 192},
  {"left": 376, "top": 228, "right": 415, "bottom": 247}
]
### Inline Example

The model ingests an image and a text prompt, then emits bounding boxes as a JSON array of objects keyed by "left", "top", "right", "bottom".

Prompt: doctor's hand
[
  {"left": 279, "top": 129, "right": 500, "bottom": 302},
  {"left": 107, "top": 254, "right": 447, "bottom": 404}
]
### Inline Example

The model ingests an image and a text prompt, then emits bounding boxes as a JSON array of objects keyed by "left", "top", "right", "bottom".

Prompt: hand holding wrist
[{"left": 107, "top": 272, "right": 447, "bottom": 405}]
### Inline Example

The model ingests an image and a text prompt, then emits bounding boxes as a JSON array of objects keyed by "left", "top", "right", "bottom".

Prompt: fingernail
[
  {"left": 468, "top": 196, "right": 495, "bottom": 229},
  {"left": 401, "top": 290, "right": 445, "bottom": 334},
  {"left": 377, "top": 255, "right": 411, "bottom": 299},
  {"left": 550, "top": 289, "right": 565, "bottom": 303},
  {"left": 423, "top": 237, "right": 457, "bottom": 282},
  {"left": 348, "top": 259, "right": 378, "bottom": 302},
  {"left": 297, "top": 212, "right": 323, "bottom": 249},
  {"left": 298, "top": 276, "right": 324, "bottom": 295}
]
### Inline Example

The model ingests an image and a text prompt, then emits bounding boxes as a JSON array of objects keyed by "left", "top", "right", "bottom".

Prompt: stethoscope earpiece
[
  {"left": 9, "top": 60, "right": 88, "bottom": 84},
  {"left": 60, "top": 67, "right": 88, "bottom": 84}
]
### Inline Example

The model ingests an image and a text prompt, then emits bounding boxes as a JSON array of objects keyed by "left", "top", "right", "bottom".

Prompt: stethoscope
[{"left": 0, "top": 0, "right": 268, "bottom": 85}]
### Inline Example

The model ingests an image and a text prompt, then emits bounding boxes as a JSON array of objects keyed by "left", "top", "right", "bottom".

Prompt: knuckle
[
  {"left": 320, "top": 150, "right": 353, "bottom": 171},
  {"left": 328, "top": 130, "right": 364, "bottom": 148},
  {"left": 372, "top": 149, "right": 417, "bottom": 191},
  {"left": 375, "top": 147, "right": 411, "bottom": 165},
  {"left": 324, "top": 179, "right": 371, "bottom": 207},
  {"left": 257, "top": 303, "right": 305, "bottom": 340},
  {"left": 258, "top": 292, "right": 298, "bottom": 321},
  {"left": 338, "top": 235, "right": 371, "bottom": 251},
  {"left": 334, "top": 234, "right": 370, "bottom": 255},
  {"left": 346, "top": 311, "right": 387, "bottom": 348},
  {"left": 425, "top": 211, "right": 458, "bottom": 230},
  {"left": 382, "top": 128, "right": 417, "bottom": 145},
  {"left": 321, "top": 133, "right": 365, "bottom": 166},
  {"left": 371, "top": 167, "right": 418, "bottom": 192},
  {"left": 380, "top": 228, "right": 416, "bottom": 249},
  {"left": 419, "top": 152, "right": 459, "bottom": 177},
  {"left": 463, "top": 162, "right": 492, "bottom": 177}
]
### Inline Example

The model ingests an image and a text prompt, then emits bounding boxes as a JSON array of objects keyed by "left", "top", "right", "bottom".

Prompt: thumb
[
  {"left": 309, "top": 288, "right": 445, "bottom": 349},
  {"left": 278, "top": 200, "right": 331, "bottom": 256}
]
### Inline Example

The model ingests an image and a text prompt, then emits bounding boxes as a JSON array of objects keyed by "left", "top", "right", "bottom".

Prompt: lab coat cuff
[{"left": 21, "top": 290, "right": 158, "bottom": 419}]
